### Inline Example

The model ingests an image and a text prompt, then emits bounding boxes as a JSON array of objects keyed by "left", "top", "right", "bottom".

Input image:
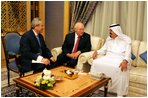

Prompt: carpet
[
  {"left": 1, "top": 84, "right": 117, "bottom": 97},
  {"left": 1, "top": 84, "right": 36, "bottom": 97},
  {"left": 1, "top": 68, "right": 116, "bottom": 97},
  {"left": 1, "top": 68, "right": 33, "bottom": 88},
  {"left": 1, "top": 84, "right": 104, "bottom": 97},
  {"left": 1, "top": 68, "right": 36, "bottom": 97}
]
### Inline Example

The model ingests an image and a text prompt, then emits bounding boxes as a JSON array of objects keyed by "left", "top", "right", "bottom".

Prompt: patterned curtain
[
  {"left": 1, "top": 1, "right": 27, "bottom": 34},
  {"left": 70, "top": 1, "right": 99, "bottom": 31}
]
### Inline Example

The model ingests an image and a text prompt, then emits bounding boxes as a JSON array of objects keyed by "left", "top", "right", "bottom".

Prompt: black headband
[{"left": 109, "top": 24, "right": 120, "bottom": 27}]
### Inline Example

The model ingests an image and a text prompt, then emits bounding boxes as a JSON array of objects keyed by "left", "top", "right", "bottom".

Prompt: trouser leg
[
  {"left": 45, "top": 61, "right": 55, "bottom": 69},
  {"left": 31, "top": 63, "right": 45, "bottom": 73},
  {"left": 55, "top": 53, "right": 70, "bottom": 66},
  {"left": 66, "top": 59, "right": 78, "bottom": 68}
]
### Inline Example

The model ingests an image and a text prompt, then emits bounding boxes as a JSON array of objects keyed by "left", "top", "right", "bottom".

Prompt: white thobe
[{"left": 90, "top": 37, "right": 131, "bottom": 96}]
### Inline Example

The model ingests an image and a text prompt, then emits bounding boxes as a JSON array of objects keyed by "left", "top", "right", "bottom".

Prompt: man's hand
[
  {"left": 73, "top": 51, "right": 81, "bottom": 59},
  {"left": 50, "top": 57, "right": 56, "bottom": 62},
  {"left": 92, "top": 51, "right": 97, "bottom": 59},
  {"left": 41, "top": 58, "right": 50, "bottom": 65},
  {"left": 67, "top": 53, "right": 73, "bottom": 59},
  {"left": 67, "top": 51, "right": 81, "bottom": 59},
  {"left": 119, "top": 60, "right": 128, "bottom": 72}
]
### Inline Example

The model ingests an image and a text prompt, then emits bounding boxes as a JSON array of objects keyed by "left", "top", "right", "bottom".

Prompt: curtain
[
  {"left": 85, "top": 1, "right": 147, "bottom": 41},
  {"left": 70, "top": 1, "right": 98, "bottom": 31}
]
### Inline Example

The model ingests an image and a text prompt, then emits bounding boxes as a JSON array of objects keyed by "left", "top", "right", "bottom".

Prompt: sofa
[{"left": 51, "top": 36, "right": 147, "bottom": 97}]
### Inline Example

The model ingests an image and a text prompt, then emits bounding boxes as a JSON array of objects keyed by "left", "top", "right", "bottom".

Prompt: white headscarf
[{"left": 107, "top": 24, "right": 131, "bottom": 44}]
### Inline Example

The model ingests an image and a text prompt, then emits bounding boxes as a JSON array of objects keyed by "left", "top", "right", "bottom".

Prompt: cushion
[
  {"left": 131, "top": 53, "right": 136, "bottom": 60},
  {"left": 140, "top": 51, "right": 147, "bottom": 63},
  {"left": 91, "top": 36, "right": 102, "bottom": 50},
  {"left": 129, "top": 67, "right": 147, "bottom": 84}
]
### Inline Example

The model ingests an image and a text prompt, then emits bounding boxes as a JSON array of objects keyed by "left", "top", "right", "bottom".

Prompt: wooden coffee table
[{"left": 14, "top": 66, "right": 111, "bottom": 97}]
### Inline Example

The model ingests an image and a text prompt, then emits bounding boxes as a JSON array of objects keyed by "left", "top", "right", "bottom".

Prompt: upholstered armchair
[
  {"left": 51, "top": 47, "right": 62, "bottom": 61},
  {"left": 51, "top": 36, "right": 105, "bottom": 72},
  {"left": 2, "top": 32, "right": 27, "bottom": 86},
  {"left": 76, "top": 36, "right": 105, "bottom": 72}
]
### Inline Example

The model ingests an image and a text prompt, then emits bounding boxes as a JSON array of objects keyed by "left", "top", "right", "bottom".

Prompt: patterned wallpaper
[{"left": 1, "top": 1, "right": 27, "bottom": 34}]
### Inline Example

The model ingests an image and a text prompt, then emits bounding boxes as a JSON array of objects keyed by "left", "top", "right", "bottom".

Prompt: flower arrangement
[{"left": 34, "top": 69, "right": 56, "bottom": 90}]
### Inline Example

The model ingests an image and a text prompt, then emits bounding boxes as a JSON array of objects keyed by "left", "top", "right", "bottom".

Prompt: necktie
[
  {"left": 36, "top": 35, "right": 42, "bottom": 55},
  {"left": 73, "top": 37, "right": 80, "bottom": 53},
  {"left": 36, "top": 35, "right": 41, "bottom": 46}
]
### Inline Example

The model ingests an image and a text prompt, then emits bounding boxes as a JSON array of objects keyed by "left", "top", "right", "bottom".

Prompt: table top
[{"left": 14, "top": 66, "right": 111, "bottom": 97}]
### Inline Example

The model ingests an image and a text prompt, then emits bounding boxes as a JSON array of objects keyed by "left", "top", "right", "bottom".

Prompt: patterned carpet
[
  {"left": 2, "top": 84, "right": 36, "bottom": 97},
  {"left": 1, "top": 68, "right": 33, "bottom": 88},
  {"left": 1, "top": 84, "right": 117, "bottom": 97},
  {"left": 1, "top": 68, "right": 116, "bottom": 97},
  {"left": 1, "top": 84, "right": 105, "bottom": 97}
]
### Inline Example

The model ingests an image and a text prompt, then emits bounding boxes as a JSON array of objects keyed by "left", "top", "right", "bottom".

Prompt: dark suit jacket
[
  {"left": 62, "top": 32, "right": 91, "bottom": 54},
  {"left": 20, "top": 29, "right": 52, "bottom": 72}
]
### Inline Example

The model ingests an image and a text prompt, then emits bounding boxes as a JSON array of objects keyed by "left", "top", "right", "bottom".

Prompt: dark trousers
[
  {"left": 31, "top": 61, "right": 55, "bottom": 73},
  {"left": 55, "top": 53, "right": 78, "bottom": 68}
]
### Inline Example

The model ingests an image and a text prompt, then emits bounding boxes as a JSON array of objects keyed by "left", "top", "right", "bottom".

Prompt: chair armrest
[
  {"left": 8, "top": 51, "right": 17, "bottom": 58},
  {"left": 79, "top": 51, "right": 95, "bottom": 63},
  {"left": 51, "top": 47, "right": 62, "bottom": 60},
  {"left": 76, "top": 51, "right": 95, "bottom": 71},
  {"left": 8, "top": 51, "right": 21, "bottom": 60}
]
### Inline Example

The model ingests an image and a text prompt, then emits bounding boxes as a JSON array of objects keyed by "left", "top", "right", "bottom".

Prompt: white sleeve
[
  {"left": 97, "top": 41, "right": 107, "bottom": 55},
  {"left": 124, "top": 43, "right": 131, "bottom": 63}
]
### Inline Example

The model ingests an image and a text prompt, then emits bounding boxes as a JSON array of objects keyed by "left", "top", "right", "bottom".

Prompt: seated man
[
  {"left": 90, "top": 24, "right": 131, "bottom": 97},
  {"left": 20, "top": 17, "right": 56, "bottom": 73},
  {"left": 55, "top": 22, "right": 91, "bottom": 68}
]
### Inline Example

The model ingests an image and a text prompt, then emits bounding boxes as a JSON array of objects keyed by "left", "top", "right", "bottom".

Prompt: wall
[{"left": 45, "top": 1, "right": 64, "bottom": 50}]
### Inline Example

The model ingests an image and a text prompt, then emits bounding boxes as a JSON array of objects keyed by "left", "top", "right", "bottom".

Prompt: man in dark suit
[
  {"left": 55, "top": 22, "right": 91, "bottom": 68},
  {"left": 20, "top": 17, "right": 56, "bottom": 73}
]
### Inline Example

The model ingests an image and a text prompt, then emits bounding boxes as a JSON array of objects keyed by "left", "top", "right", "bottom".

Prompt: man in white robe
[{"left": 90, "top": 24, "right": 131, "bottom": 97}]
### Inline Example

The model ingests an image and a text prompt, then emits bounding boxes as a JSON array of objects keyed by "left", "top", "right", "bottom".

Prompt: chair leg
[
  {"left": 19, "top": 73, "right": 24, "bottom": 77},
  {"left": 19, "top": 73, "right": 22, "bottom": 77},
  {"left": 19, "top": 73, "right": 24, "bottom": 93},
  {"left": 7, "top": 70, "right": 10, "bottom": 86}
]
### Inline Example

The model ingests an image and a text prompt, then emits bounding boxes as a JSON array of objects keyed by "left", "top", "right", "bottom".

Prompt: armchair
[
  {"left": 2, "top": 32, "right": 26, "bottom": 86},
  {"left": 51, "top": 47, "right": 62, "bottom": 61},
  {"left": 51, "top": 36, "right": 105, "bottom": 72},
  {"left": 76, "top": 36, "right": 105, "bottom": 72}
]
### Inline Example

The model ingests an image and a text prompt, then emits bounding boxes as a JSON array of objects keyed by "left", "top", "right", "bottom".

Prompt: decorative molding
[
  {"left": 1, "top": 1, "right": 27, "bottom": 33},
  {"left": 39, "top": 1, "right": 45, "bottom": 38},
  {"left": 27, "top": 1, "right": 31, "bottom": 31},
  {"left": 63, "top": 1, "right": 70, "bottom": 40}
]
